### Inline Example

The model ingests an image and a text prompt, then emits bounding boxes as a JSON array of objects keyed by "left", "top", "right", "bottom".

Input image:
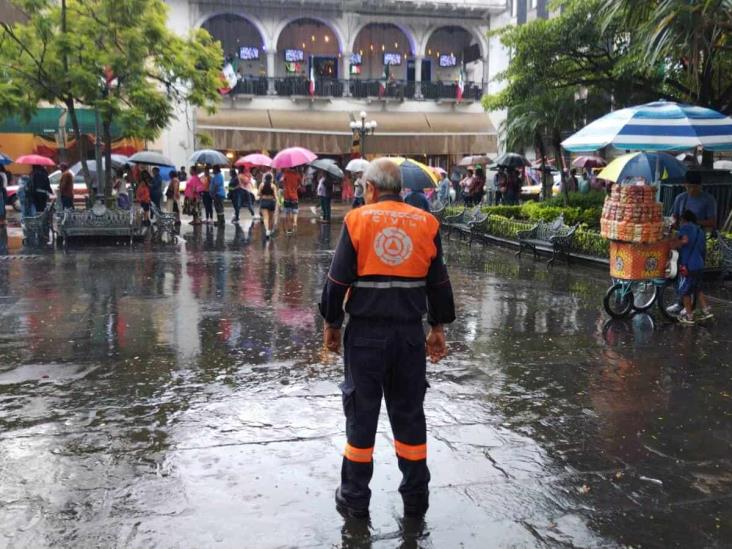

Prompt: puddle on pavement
[{"left": 0, "top": 216, "right": 730, "bottom": 548}]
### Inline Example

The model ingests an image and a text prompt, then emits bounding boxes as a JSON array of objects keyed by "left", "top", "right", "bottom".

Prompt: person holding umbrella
[
  {"left": 31, "top": 164, "right": 53, "bottom": 213},
  {"left": 150, "top": 167, "right": 163, "bottom": 210},
  {"left": 210, "top": 165, "right": 227, "bottom": 228},
  {"left": 282, "top": 168, "right": 302, "bottom": 234},
  {"left": 352, "top": 171, "right": 366, "bottom": 208},
  {"left": 317, "top": 170, "right": 334, "bottom": 223},
  {"left": 200, "top": 166, "right": 213, "bottom": 224},
  {"left": 184, "top": 165, "right": 202, "bottom": 225}
]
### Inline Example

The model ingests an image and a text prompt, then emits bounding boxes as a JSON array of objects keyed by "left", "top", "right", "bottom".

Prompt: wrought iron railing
[{"left": 229, "top": 77, "right": 484, "bottom": 102}]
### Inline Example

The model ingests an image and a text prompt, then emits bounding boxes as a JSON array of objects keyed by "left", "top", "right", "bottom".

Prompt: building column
[
  {"left": 415, "top": 55, "right": 423, "bottom": 99},
  {"left": 342, "top": 54, "right": 351, "bottom": 97},
  {"left": 267, "top": 50, "right": 276, "bottom": 95}
]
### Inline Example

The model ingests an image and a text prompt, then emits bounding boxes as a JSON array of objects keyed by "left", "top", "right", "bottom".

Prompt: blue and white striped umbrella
[
  {"left": 0, "top": 152, "right": 12, "bottom": 166},
  {"left": 562, "top": 101, "right": 732, "bottom": 153}
]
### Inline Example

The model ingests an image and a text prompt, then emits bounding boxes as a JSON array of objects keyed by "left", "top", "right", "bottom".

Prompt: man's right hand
[{"left": 324, "top": 325, "right": 342, "bottom": 353}]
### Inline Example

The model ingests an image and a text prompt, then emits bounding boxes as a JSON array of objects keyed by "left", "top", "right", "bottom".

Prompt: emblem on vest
[{"left": 374, "top": 227, "right": 413, "bottom": 266}]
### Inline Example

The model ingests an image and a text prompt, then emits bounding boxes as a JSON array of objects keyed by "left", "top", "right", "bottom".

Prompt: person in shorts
[
  {"left": 282, "top": 168, "right": 302, "bottom": 234},
  {"left": 258, "top": 173, "right": 278, "bottom": 238},
  {"left": 670, "top": 209, "right": 713, "bottom": 325},
  {"left": 135, "top": 175, "right": 151, "bottom": 226}
]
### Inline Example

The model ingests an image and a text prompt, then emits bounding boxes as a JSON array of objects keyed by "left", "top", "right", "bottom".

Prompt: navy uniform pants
[{"left": 339, "top": 318, "right": 430, "bottom": 509}]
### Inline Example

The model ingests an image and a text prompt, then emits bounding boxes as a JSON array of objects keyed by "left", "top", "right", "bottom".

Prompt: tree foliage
[
  {"left": 0, "top": 0, "right": 223, "bottom": 195},
  {"left": 484, "top": 0, "right": 732, "bottom": 170}
]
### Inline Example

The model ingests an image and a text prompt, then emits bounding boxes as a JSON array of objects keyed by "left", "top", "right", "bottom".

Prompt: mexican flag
[
  {"left": 378, "top": 64, "right": 390, "bottom": 98},
  {"left": 456, "top": 69, "right": 465, "bottom": 103},
  {"left": 308, "top": 58, "right": 315, "bottom": 96}
]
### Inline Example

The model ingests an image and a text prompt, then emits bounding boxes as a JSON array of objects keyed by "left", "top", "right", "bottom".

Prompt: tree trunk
[
  {"left": 103, "top": 118, "right": 113, "bottom": 202},
  {"left": 535, "top": 131, "right": 550, "bottom": 201},
  {"left": 552, "top": 129, "right": 568, "bottom": 206},
  {"left": 65, "top": 98, "right": 92, "bottom": 193}
]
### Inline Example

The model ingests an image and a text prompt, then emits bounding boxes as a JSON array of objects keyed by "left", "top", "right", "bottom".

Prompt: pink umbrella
[
  {"left": 572, "top": 155, "right": 606, "bottom": 169},
  {"left": 15, "top": 154, "right": 55, "bottom": 166},
  {"left": 432, "top": 167, "right": 447, "bottom": 177},
  {"left": 235, "top": 153, "right": 272, "bottom": 168},
  {"left": 272, "top": 147, "right": 317, "bottom": 169}
]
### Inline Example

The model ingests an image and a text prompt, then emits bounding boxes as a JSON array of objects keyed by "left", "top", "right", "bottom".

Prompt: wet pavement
[{"left": 1, "top": 209, "right": 731, "bottom": 548}]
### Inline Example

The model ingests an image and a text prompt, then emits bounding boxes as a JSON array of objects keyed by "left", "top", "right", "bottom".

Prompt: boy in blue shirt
[{"left": 670, "top": 209, "right": 713, "bottom": 325}]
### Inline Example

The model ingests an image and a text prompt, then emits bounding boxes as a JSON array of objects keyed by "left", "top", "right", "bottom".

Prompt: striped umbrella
[
  {"left": 0, "top": 153, "right": 12, "bottom": 166},
  {"left": 562, "top": 101, "right": 732, "bottom": 153}
]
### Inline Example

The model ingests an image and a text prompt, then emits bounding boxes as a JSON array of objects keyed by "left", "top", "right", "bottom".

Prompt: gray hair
[{"left": 363, "top": 158, "right": 402, "bottom": 194}]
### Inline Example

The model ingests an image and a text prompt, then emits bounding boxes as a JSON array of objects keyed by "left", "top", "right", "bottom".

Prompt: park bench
[
  {"left": 22, "top": 201, "right": 55, "bottom": 246},
  {"left": 443, "top": 206, "right": 483, "bottom": 240},
  {"left": 150, "top": 203, "right": 177, "bottom": 244},
  {"left": 55, "top": 204, "right": 137, "bottom": 246},
  {"left": 517, "top": 215, "right": 577, "bottom": 266},
  {"left": 429, "top": 199, "right": 447, "bottom": 222}
]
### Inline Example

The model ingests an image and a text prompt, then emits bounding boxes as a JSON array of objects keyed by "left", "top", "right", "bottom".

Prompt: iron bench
[
  {"left": 55, "top": 204, "right": 137, "bottom": 246},
  {"left": 22, "top": 201, "right": 55, "bottom": 246},
  {"left": 517, "top": 215, "right": 577, "bottom": 266},
  {"left": 443, "top": 206, "right": 482, "bottom": 239},
  {"left": 150, "top": 203, "right": 177, "bottom": 244}
]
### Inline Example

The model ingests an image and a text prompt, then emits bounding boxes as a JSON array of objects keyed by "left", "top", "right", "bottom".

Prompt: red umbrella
[
  {"left": 572, "top": 155, "right": 606, "bottom": 169},
  {"left": 272, "top": 147, "right": 317, "bottom": 169},
  {"left": 235, "top": 153, "right": 272, "bottom": 168},
  {"left": 15, "top": 154, "right": 55, "bottom": 166}
]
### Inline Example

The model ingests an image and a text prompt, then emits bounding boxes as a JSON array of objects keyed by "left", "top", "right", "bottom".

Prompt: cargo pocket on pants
[{"left": 339, "top": 381, "right": 356, "bottom": 417}]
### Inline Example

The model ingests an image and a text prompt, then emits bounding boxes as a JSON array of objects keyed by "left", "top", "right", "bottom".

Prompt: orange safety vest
[{"left": 344, "top": 200, "right": 439, "bottom": 279}]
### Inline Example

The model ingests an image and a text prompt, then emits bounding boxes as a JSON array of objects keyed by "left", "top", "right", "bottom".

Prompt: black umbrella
[
  {"left": 310, "top": 158, "right": 344, "bottom": 179},
  {"left": 495, "top": 152, "right": 529, "bottom": 168},
  {"left": 128, "top": 151, "right": 174, "bottom": 167}
]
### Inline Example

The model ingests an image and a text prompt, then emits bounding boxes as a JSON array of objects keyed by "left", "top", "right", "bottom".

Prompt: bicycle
[{"left": 603, "top": 250, "right": 681, "bottom": 321}]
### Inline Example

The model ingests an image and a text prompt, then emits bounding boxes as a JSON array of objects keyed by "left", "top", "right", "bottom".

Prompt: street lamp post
[{"left": 349, "top": 110, "right": 378, "bottom": 157}]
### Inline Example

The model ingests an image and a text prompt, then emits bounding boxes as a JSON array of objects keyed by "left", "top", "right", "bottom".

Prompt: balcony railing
[{"left": 229, "top": 77, "right": 484, "bottom": 102}]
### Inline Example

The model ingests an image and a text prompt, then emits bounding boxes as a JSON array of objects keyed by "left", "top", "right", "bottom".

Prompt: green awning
[{"left": 0, "top": 107, "right": 122, "bottom": 136}]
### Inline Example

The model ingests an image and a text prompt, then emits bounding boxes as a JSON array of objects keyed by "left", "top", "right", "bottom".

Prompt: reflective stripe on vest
[
  {"left": 352, "top": 279, "right": 426, "bottom": 289},
  {"left": 345, "top": 201, "right": 439, "bottom": 279}
]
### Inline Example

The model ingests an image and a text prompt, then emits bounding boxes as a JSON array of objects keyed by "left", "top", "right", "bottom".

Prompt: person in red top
[
  {"left": 320, "top": 158, "right": 455, "bottom": 520},
  {"left": 136, "top": 174, "right": 151, "bottom": 225},
  {"left": 281, "top": 168, "right": 302, "bottom": 234}
]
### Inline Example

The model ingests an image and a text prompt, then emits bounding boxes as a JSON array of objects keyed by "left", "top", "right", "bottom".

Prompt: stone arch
[
  {"left": 422, "top": 24, "right": 486, "bottom": 60},
  {"left": 273, "top": 16, "right": 346, "bottom": 55},
  {"left": 197, "top": 12, "right": 271, "bottom": 52},
  {"left": 348, "top": 21, "right": 417, "bottom": 56}
]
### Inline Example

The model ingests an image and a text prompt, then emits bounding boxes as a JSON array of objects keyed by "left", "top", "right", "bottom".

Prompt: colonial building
[{"left": 160, "top": 0, "right": 527, "bottom": 166}]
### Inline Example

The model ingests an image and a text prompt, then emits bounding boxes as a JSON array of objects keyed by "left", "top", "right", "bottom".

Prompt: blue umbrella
[
  {"left": 0, "top": 153, "right": 12, "bottom": 166},
  {"left": 189, "top": 149, "right": 229, "bottom": 166},
  {"left": 562, "top": 101, "right": 732, "bottom": 152}
]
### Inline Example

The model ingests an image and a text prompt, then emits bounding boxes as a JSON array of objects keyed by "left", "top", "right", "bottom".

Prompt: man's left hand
[
  {"left": 324, "top": 325, "right": 342, "bottom": 353},
  {"left": 426, "top": 325, "right": 447, "bottom": 363}
]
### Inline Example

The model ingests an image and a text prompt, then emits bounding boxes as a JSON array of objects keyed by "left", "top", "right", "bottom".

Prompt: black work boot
[
  {"left": 402, "top": 492, "right": 429, "bottom": 518},
  {"left": 335, "top": 487, "right": 369, "bottom": 519}
]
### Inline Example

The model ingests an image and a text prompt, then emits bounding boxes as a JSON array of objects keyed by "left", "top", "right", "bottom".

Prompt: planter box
[{"left": 609, "top": 240, "right": 670, "bottom": 280}]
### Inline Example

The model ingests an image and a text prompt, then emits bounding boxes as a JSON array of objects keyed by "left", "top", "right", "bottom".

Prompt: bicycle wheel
[
  {"left": 631, "top": 281, "right": 657, "bottom": 312},
  {"left": 603, "top": 283, "right": 633, "bottom": 318},
  {"left": 656, "top": 281, "right": 679, "bottom": 321}
]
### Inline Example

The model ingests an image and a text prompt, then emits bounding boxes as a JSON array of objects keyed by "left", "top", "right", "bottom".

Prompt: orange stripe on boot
[
  {"left": 394, "top": 440, "right": 427, "bottom": 461},
  {"left": 344, "top": 442, "right": 374, "bottom": 463}
]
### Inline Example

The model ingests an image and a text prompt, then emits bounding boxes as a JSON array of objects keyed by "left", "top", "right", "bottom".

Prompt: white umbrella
[{"left": 346, "top": 158, "right": 370, "bottom": 173}]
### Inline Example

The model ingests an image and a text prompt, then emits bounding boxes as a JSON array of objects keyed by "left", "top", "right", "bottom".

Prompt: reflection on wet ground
[{"left": 0, "top": 215, "right": 731, "bottom": 548}]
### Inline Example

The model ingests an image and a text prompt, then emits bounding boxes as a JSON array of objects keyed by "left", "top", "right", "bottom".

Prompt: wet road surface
[{"left": 0, "top": 213, "right": 731, "bottom": 548}]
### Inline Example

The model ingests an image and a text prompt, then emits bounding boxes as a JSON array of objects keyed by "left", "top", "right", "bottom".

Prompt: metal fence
[
  {"left": 660, "top": 170, "right": 732, "bottom": 228},
  {"left": 229, "top": 77, "right": 484, "bottom": 102}
]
